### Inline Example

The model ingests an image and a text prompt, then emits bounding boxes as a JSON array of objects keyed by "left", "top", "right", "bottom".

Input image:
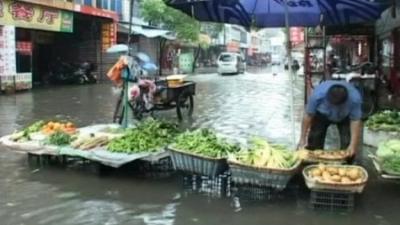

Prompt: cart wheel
[
  {"left": 132, "top": 100, "right": 144, "bottom": 120},
  {"left": 176, "top": 90, "right": 194, "bottom": 120},
  {"left": 114, "top": 105, "right": 126, "bottom": 124},
  {"left": 113, "top": 96, "right": 124, "bottom": 124}
]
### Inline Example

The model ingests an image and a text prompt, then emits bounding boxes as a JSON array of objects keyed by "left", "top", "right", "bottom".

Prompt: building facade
[{"left": 0, "top": 0, "right": 119, "bottom": 92}]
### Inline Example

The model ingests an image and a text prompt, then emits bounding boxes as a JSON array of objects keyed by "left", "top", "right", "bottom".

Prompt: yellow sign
[
  {"left": 101, "top": 22, "right": 117, "bottom": 52},
  {"left": 0, "top": 0, "right": 73, "bottom": 32}
]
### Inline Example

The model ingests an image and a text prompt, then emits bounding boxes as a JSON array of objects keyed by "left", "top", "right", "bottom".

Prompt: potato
[
  {"left": 355, "top": 178, "right": 363, "bottom": 183},
  {"left": 331, "top": 175, "right": 341, "bottom": 182},
  {"left": 322, "top": 171, "right": 331, "bottom": 181},
  {"left": 341, "top": 176, "right": 352, "bottom": 184},
  {"left": 318, "top": 164, "right": 326, "bottom": 172},
  {"left": 338, "top": 168, "right": 346, "bottom": 176},
  {"left": 347, "top": 168, "right": 360, "bottom": 180},
  {"left": 311, "top": 168, "right": 322, "bottom": 177},
  {"left": 327, "top": 167, "right": 338, "bottom": 175}
]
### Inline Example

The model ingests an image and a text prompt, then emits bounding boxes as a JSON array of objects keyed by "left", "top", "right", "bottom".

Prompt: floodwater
[{"left": 1, "top": 67, "right": 400, "bottom": 225}]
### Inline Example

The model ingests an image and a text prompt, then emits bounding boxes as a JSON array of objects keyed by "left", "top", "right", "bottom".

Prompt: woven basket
[
  {"left": 300, "top": 150, "right": 349, "bottom": 164},
  {"left": 227, "top": 160, "right": 301, "bottom": 190},
  {"left": 302, "top": 165, "right": 368, "bottom": 193},
  {"left": 167, "top": 146, "right": 228, "bottom": 177}
]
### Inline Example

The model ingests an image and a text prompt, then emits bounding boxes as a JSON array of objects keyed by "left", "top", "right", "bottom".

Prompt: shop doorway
[{"left": 32, "top": 43, "right": 54, "bottom": 85}]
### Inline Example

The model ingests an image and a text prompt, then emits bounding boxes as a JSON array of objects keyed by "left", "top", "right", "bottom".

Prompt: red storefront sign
[
  {"left": 75, "top": 5, "right": 118, "bottom": 21},
  {"left": 290, "top": 27, "right": 304, "bottom": 46},
  {"left": 16, "top": 41, "right": 32, "bottom": 54},
  {"left": 227, "top": 41, "right": 239, "bottom": 52}
]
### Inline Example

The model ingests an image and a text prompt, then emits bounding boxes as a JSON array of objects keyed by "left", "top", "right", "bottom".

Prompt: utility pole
[
  {"left": 283, "top": 0, "right": 296, "bottom": 148},
  {"left": 223, "top": 24, "right": 227, "bottom": 51},
  {"left": 127, "top": 0, "right": 135, "bottom": 50}
]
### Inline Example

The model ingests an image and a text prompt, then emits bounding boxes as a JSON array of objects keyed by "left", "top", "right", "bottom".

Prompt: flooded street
[{"left": 1, "top": 67, "right": 400, "bottom": 225}]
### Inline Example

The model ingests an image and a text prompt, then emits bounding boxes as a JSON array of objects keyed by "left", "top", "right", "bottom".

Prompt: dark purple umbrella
[{"left": 166, "top": 0, "right": 389, "bottom": 28}]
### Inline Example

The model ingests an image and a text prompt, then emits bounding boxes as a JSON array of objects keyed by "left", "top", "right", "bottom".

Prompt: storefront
[
  {"left": 0, "top": 0, "right": 73, "bottom": 91},
  {"left": 327, "top": 35, "right": 371, "bottom": 67},
  {"left": 376, "top": 5, "right": 400, "bottom": 108},
  {"left": 0, "top": 0, "right": 118, "bottom": 92},
  {"left": 325, "top": 25, "right": 375, "bottom": 68}
]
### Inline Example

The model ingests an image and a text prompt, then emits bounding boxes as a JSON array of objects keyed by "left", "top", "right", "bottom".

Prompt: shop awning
[{"left": 118, "top": 24, "right": 175, "bottom": 39}]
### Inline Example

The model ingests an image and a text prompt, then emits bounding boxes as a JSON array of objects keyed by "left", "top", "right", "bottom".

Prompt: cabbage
[{"left": 377, "top": 139, "right": 400, "bottom": 158}]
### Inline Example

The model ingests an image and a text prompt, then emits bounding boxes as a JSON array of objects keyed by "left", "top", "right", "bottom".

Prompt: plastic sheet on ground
[
  {"left": 0, "top": 124, "right": 169, "bottom": 168},
  {"left": 0, "top": 135, "right": 58, "bottom": 155},
  {"left": 87, "top": 148, "right": 161, "bottom": 168}
]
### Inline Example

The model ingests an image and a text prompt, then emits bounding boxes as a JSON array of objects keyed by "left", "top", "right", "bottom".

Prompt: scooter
[
  {"left": 332, "top": 62, "right": 376, "bottom": 82},
  {"left": 75, "top": 62, "right": 97, "bottom": 84},
  {"left": 48, "top": 61, "right": 96, "bottom": 85}
]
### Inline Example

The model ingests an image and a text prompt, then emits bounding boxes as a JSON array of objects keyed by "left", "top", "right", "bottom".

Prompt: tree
[{"left": 141, "top": 0, "right": 219, "bottom": 73}]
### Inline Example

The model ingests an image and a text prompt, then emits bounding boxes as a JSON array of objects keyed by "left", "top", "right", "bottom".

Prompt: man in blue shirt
[{"left": 298, "top": 80, "right": 363, "bottom": 158}]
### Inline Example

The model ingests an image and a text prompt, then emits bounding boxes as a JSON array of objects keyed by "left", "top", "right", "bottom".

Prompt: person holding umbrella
[{"left": 297, "top": 80, "right": 363, "bottom": 160}]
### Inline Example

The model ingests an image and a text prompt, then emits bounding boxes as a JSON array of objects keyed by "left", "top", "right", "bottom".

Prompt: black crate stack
[{"left": 309, "top": 190, "right": 355, "bottom": 212}]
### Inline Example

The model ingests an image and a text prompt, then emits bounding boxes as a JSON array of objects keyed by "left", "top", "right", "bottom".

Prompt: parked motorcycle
[
  {"left": 76, "top": 62, "right": 97, "bottom": 84},
  {"left": 48, "top": 61, "right": 96, "bottom": 85}
]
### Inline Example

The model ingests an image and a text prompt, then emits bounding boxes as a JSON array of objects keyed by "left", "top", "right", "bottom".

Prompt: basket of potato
[
  {"left": 298, "top": 149, "right": 349, "bottom": 164},
  {"left": 303, "top": 164, "right": 368, "bottom": 193}
]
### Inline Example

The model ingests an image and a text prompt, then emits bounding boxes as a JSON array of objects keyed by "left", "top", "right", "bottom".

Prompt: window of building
[
  {"left": 84, "top": 0, "right": 92, "bottom": 6},
  {"left": 96, "top": 0, "right": 102, "bottom": 8},
  {"left": 240, "top": 31, "right": 247, "bottom": 44},
  {"left": 115, "top": 0, "right": 123, "bottom": 19},
  {"left": 110, "top": 0, "right": 116, "bottom": 10},
  {"left": 102, "top": 0, "right": 109, "bottom": 9}
]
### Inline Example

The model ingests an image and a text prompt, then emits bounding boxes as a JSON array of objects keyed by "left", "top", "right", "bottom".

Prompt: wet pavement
[{"left": 1, "top": 66, "right": 400, "bottom": 225}]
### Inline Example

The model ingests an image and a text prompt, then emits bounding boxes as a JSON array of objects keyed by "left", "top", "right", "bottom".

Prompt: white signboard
[{"left": 0, "top": 25, "right": 16, "bottom": 90}]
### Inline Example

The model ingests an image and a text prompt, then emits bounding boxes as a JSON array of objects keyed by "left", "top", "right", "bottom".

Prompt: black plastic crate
[
  {"left": 182, "top": 172, "right": 231, "bottom": 198},
  {"left": 137, "top": 157, "right": 175, "bottom": 178},
  {"left": 309, "top": 190, "right": 355, "bottom": 212},
  {"left": 232, "top": 185, "right": 278, "bottom": 201}
]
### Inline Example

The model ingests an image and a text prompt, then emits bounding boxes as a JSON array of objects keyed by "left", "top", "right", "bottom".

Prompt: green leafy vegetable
[
  {"left": 48, "top": 131, "right": 73, "bottom": 146},
  {"left": 172, "top": 129, "right": 240, "bottom": 158},
  {"left": 11, "top": 120, "right": 45, "bottom": 142},
  {"left": 366, "top": 110, "right": 400, "bottom": 132},
  {"left": 107, "top": 119, "right": 179, "bottom": 153},
  {"left": 377, "top": 139, "right": 400, "bottom": 175},
  {"left": 381, "top": 156, "right": 400, "bottom": 175}
]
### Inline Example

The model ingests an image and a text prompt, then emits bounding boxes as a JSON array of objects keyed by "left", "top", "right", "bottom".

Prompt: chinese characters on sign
[
  {"left": 0, "top": 0, "right": 73, "bottom": 33},
  {"left": 16, "top": 41, "right": 32, "bottom": 55},
  {"left": 37, "top": 8, "right": 59, "bottom": 24},
  {"left": 9, "top": 2, "right": 34, "bottom": 22},
  {"left": 101, "top": 22, "right": 117, "bottom": 52},
  {"left": 0, "top": 25, "right": 16, "bottom": 90}
]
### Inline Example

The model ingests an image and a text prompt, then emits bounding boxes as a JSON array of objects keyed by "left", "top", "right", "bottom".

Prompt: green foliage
[
  {"left": 107, "top": 119, "right": 180, "bottom": 153},
  {"left": 200, "top": 22, "right": 223, "bottom": 39},
  {"left": 48, "top": 132, "right": 73, "bottom": 146},
  {"left": 173, "top": 129, "right": 240, "bottom": 158},
  {"left": 140, "top": 0, "right": 200, "bottom": 42},
  {"left": 366, "top": 110, "right": 400, "bottom": 132}
]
